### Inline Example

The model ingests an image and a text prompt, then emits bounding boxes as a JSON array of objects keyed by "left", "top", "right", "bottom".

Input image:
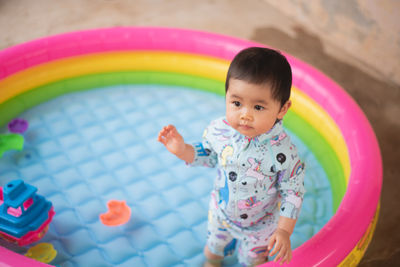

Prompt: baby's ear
[{"left": 277, "top": 100, "right": 291, "bottom": 119}]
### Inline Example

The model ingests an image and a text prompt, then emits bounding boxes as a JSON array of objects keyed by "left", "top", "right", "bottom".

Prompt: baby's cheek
[{"left": 225, "top": 112, "right": 237, "bottom": 128}]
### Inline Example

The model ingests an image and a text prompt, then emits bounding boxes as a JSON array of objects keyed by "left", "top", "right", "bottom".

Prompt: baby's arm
[
  {"left": 268, "top": 216, "right": 297, "bottom": 264},
  {"left": 268, "top": 139, "right": 305, "bottom": 264},
  {"left": 158, "top": 125, "right": 195, "bottom": 163}
]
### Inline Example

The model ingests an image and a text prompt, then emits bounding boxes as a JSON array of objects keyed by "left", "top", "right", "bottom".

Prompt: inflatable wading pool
[{"left": 0, "top": 27, "right": 381, "bottom": 266}]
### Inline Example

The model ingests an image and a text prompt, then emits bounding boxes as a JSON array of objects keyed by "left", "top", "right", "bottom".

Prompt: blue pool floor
[{"left": 0, "top": 85, "right": 332, "bottom": 266}]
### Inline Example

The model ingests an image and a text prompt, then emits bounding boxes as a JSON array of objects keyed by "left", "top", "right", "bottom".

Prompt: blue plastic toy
[{"left": 0, "top": 180, "right": 55, "bottom": 246}]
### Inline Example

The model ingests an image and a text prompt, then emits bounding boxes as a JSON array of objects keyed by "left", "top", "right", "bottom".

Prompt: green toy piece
[{"left": 0, "top": 134, "right": 24, "bottom": 158}]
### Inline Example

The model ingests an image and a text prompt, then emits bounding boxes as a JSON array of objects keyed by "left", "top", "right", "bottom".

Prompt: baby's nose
[{"left": 240, "top": 111, "right": 253, "bottom": 121}]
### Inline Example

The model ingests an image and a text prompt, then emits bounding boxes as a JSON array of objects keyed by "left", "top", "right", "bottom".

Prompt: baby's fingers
[
  {"left": 268, "top": 235, "right": 276, "bottom": 251},
  {"left": 158, "top": 125, "right": 174, "bottom": 139},
  {"left": 157, "top": 132, "right": 167, "bottom": 145},
  {"left": 281, "top": 250, "right": 292, "bottom": 265},
  {"left": 283, "top": 249, "right": 292, "bottom": 264},
  {"left": 158, "top": 127, "right": 168, "bottom": 141},
  {"left": 158, "top": 126, "right": 168, "bottom": 135},
  {"left": 166, "top": 125, "right": 180, "bottom": 138},
  {"left": 165, "top": 124, "right": 176, "bottom": 132},
  {"left": 269, "top": 240, "right": 281, "bottom": 257},
  {"left": 274, "top": 246, "right": 287, "bottom": 264}
]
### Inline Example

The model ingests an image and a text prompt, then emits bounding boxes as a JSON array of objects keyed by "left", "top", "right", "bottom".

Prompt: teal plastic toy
[{"left": 0, "top": 180, "right": 55, "bottom": 246}]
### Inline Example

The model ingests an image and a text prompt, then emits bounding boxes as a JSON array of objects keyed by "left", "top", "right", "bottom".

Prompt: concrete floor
[{"left": 0, "top": 0, "right": 399, "bottom": 266}]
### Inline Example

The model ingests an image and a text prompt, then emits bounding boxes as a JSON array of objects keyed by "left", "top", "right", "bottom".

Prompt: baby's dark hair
[{"left": 225, "top": 47, "right": 292, "bottom": 107}]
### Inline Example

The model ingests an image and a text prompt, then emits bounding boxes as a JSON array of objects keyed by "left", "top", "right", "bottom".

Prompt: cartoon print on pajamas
[
  {"left": 224, "top": 239, "right": 237, "bottom": 256},
  {"left": 245, "top": 157, "right": 268, "bottom": 182},
  {"left": 237, "top": 196, "right": 262, "bottom": 210},
  {"left": 280, "top": 190, "right": 303, "bottom": 218},
  {"left": 190, "top": 117, "right": 306, "bottom": 266},
  {"left": 221, "top": 145, "right": 234, "bottom": 167},
  {"left": 248, "top": 246, "right": 269, "bottom": 258},
  {"left": 218, "top": 173, "right": 230, "bottom": 210},
  {"left": 213, "top": 127, "right": 232, "bottom": 141},
  {"left": 270, "top": 132, "right": 287, "bottom": 146}
]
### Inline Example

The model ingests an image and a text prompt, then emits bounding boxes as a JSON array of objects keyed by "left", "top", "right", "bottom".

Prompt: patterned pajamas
[
  {"left": 190, "top": 117, "right": 305, "bottom": 266},
  {"left": 207, "top": 192, "right": 279, "bottom": 266}
]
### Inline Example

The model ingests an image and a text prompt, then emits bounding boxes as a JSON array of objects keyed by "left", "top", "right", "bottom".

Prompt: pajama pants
[{"left": 206, "top": 197, "right": 279, "bottom": 266}]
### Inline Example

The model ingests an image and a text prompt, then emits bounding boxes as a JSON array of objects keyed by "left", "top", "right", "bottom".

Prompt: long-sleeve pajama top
[{"left": 190, "top": 117, "right": 306, "bottom": 228}]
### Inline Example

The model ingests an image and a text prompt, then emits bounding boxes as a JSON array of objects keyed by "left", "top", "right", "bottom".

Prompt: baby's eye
[
  {"left": 254, "top": 105, "right": 264, "bottom": 111},
  {"left": 232, "top": 101, "right": 241, "bottom": 107}
]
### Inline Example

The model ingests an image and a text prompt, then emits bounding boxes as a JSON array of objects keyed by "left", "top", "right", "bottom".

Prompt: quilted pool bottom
[{"left": 0, "top": 85, "right": 332, "bottom": 266}]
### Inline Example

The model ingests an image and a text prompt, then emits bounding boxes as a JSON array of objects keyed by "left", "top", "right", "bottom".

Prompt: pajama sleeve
[
  {"left": 188, "top": 124, "right": 218, "bottom": 168},
  {"left": 277, "top": 145, "right": 306, "bottom": 220}
]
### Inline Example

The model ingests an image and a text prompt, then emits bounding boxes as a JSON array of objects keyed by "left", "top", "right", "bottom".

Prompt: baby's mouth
[{"left": 239, "top": 124, "right": 252, "bottom": 130}]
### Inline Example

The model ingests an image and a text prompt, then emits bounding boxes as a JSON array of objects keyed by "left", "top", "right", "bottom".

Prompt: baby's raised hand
[
  {"left": 158, "top": 125, "right": 186, "bottom": 156},
  {"left": 268, "top": 228, "right": 292, "bottom": 265}
]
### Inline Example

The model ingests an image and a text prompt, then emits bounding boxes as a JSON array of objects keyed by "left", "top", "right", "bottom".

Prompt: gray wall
[{"left": 266, "top": 0, "right": 400, "bottom": 85}]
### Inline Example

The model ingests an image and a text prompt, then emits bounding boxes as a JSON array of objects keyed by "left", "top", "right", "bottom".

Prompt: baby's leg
[
  {"left": 204, "top": 198, "right": 236, "bottom": 266},
  {"left": 238, "top": 242, "right": 269, "bottom": 267},
  {"left": 204, "top": 245, "right": 223, "bottom": 267},
  {"left": 237, "top": 216, "right": 278, "bottom": 266}
]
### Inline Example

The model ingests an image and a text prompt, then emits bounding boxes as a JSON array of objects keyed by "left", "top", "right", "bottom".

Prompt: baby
[{"left": 158, "top": 47, "right": 305, "bottom": 266}]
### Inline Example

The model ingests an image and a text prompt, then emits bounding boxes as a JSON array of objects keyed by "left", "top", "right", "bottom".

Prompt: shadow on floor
[{"left": 251, "top": 26, "right": 400, "bottom": 266}]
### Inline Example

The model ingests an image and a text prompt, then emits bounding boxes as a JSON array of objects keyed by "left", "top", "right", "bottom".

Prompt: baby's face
[{"left": 225, "top": 79, "right": 290, "bottom": 138}]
